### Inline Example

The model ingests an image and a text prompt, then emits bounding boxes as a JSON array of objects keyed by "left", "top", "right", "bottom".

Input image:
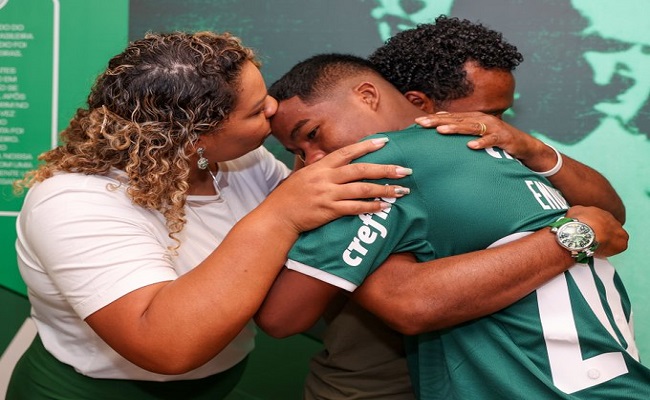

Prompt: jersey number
[{"left": 536, "top": 258, "right": 637, "bottom": 393}]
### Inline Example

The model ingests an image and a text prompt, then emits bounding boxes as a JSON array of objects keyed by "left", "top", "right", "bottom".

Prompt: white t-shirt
[{"left": 15, "top": 146, "right": 290, "bottom": 381}]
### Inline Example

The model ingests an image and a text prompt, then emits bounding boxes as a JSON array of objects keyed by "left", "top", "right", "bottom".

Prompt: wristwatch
[{"left": 549, "top": 217, "right": 598, "bottom": 263}]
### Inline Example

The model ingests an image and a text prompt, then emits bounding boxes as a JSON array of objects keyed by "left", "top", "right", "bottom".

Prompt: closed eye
[{"left": 285, "top": 147, "right": 305, "bottom": 161}]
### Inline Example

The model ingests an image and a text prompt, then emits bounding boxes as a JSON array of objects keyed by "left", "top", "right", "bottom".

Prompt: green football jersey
[{"left": 286, "top": 126, "right": 650, "bottom": 398}]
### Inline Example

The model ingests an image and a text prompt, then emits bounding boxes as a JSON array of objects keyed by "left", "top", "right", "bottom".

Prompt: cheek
[{"left": 248, "top": 117, "right": 271, "bottom": 137}]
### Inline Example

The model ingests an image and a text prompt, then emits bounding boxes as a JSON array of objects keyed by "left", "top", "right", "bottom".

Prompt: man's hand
[
  {"left": 415, "top": 111, "right": 545, "bottom": 163},
  {"left": 415, "top": 112, "right": 626, "bottom": 223},
  {"left": 565, "top": 205, "right": 628, "bottom": 257}
]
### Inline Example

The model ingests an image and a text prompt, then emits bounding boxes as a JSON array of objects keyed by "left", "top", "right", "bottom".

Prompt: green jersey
[{"left": 286, "top": 126, "right": 650, "bottom": 398}]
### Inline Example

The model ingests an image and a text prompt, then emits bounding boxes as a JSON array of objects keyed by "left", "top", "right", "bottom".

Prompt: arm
[
  {"left": 255, "top": 268, "right": 342, "bottom": 338},
  {"left": 353, "top": 205, "right": 628, "bottom": 336},
  {"left": 415, "top": 112, "right": 626, "bottom": 223},
  {"left": 84, "top": 139, "right": 411, "bottom": 374}
]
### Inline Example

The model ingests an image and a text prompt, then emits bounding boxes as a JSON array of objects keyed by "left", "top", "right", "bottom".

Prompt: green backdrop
[{"left": 1, "top": 1, "right": 648, "bottom": 396}]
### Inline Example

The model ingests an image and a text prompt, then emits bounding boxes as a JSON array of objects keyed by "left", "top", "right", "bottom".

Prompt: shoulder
[
  {"left": 220, "top": 147, "right": 290, "bottom": 180},
  {"left": 25, "top": 172, "right": 128, "bottom": 206},
  {"left": 227, "top": 146, "right": 288, "bottom": 169},
  {"left": 20, "top": 171, "right": 151, "bottom": 227}
]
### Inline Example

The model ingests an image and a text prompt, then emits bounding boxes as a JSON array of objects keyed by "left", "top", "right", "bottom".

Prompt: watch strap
[
  {"left": 549, "top": 216, "right": 574, "bottom": 229},
  {"left": 549, "top": 216, "right": 598, "bottom": 263}
]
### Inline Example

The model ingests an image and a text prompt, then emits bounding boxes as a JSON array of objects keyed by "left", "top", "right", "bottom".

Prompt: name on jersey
[
  {"left": 487, "top": 146, "right": 569, "bottom": 210},
  {"left": 342, "top": 196, "right": 396, "bottom": 267},
  {"left": 525, "top": 180, "right": 569, "bottom": 210}
]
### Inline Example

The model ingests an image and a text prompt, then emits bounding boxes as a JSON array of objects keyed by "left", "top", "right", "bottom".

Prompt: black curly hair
[{"left": 368, "top": 15, "right": 523, "bottom": 107}]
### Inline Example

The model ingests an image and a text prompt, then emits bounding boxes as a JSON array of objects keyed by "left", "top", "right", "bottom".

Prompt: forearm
[
  {"left": 546, "top": 155, "right": 625, "bottom": 223},
  {"left": 87, "top": 205, "right": 298, "bottom": 374},
  {"left": 499, "top": 138, "right": 625, "bottom": 223},
  {"left": 255, "top": 268, "right": 341, "bottom": 338},
  {"left": 353, "top": 229, "right": 573, "bottom": 335},
  {"left": 417, "top": 113, "right": 626, "bottom": 223}
]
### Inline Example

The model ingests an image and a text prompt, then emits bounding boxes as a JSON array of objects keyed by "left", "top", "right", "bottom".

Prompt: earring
[{"left": 197, "top": 147, "right": 209, "bottom": 170}]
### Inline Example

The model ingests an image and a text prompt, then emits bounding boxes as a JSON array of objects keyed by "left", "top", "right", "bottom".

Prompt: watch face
[{"left": 557, "top": 221, "right": 595, "bottom": 251}]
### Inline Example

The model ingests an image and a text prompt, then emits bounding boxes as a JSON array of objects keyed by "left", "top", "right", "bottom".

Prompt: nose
[
  {"left": 265, "top": 96, "right": 278, "bottom": 118},
  {"left": 304, "top": 150, "right": 326, "bottom": 165}
]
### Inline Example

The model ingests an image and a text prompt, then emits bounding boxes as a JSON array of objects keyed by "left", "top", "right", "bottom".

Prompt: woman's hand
[{"left": 265, "top": 138, "right": 413, "bottom": 233}]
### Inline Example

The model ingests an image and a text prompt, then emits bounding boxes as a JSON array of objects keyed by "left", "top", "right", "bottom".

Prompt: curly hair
[
  {"left": 15, "top": 31, "right": 258, "bottom": 248},
  {"left": 368, "top": 15, "right": 523, "bottom": 108}
]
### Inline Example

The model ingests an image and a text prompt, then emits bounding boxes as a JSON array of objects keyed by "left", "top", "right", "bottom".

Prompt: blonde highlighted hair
[{"left": 15, "top": 31, "right": 259, "bottom": 248}]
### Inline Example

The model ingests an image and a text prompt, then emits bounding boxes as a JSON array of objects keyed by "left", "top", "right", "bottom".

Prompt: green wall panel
[{"left": 1, "top": 3, "right": 648, "bottom": 398}]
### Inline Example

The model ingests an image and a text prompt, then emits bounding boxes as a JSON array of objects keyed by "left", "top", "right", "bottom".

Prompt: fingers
[
  {"left": 332, "top": 199, "right": 396, "bottom": 216},
  {"left": 566, "top": 206, "right": 629, "bottom": 257},
  {"left": 317, "top": 137, "right": 391, "bottom": 167},
  {"left": 329, "top": 162, "right": 413, "bottom": 184},
  {"left": 415, "top": 112, "right": 494, "bottom": 136},
  {"left": 326, "top": 183, "right": 413, "bottom": 215},
  {"left": 331, "top": 181, "right": 411, "bottom": 201},
  {"left": 478, "top": 122, "right": 487, "bottom": 136},
  {"left": 415, "top": 111, "right": 537, "bottom": 157}
]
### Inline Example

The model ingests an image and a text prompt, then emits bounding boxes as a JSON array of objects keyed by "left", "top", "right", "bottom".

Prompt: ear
[
  {"left": 354, "top": 81, "right": 381, "bottom": 111},
  {"left": 404, "top": 91, "right": 436, "bottom": 113}
]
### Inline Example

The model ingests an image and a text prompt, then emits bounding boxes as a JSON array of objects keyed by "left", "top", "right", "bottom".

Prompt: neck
[
  {"left": 188, "top": 164, "right": 220, "bottom": 196},
  {"left": 381, "top": 96, "right": 429, "bottom": 132}
]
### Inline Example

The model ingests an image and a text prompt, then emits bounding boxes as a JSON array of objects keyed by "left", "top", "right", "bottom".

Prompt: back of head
[
  {"left": 368, "top": 15, "right": 523, "bottom": 103},
  {"left": 269, "top": 53, "right": 381, "bottom": 104}
]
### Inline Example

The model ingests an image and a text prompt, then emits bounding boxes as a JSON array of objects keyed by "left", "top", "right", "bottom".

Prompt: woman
[{"left": 7, "top": 31, "right": 410, "bottom": 399}]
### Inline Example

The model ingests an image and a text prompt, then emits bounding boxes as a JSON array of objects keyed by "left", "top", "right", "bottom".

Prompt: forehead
[
  {"left": 271, "top": 96, "right": 332, "bottom": 141},
  {"left": 232, "top": 61, "right": 266, "bottom": 110},
  {"left": 443, "top": 63, "right": 515, "bottom": 113}
]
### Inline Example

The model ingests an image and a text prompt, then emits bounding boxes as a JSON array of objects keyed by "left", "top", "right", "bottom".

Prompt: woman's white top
[{"left": 15, "top": 146, "right": 290, "bottom": 380}]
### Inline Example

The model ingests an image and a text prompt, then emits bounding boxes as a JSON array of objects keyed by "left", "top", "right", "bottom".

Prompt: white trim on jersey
[{"left": 286, "top": 259, "right": 358, "bottom": 292}]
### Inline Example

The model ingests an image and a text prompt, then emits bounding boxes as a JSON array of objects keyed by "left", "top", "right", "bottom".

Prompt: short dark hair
[
  {"left": 269, "top": 53, "right": 380, "bottom": 104},
  {"left": 368, "top": 15, "right": 523, "bottom": 104}
]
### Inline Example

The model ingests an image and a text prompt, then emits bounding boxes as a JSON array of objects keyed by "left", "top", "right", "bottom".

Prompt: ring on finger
[{"left": 478, "top": 122, "right": 487, "bottom": 136}]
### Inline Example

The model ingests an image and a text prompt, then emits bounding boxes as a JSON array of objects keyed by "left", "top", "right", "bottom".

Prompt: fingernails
[
  {"left": 396, "top": 167, "right": 413, "bottom": 176},
  {"left": 371, "top": 137, "right": 389, "bottom": 145},
  {"left": 394, "top": 187, "right": 410, "bottom": 195},
  {"left": 379, "top": 201, "right": 393, "bottom": 210}
]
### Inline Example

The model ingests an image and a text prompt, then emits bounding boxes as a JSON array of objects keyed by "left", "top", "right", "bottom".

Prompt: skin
[
  {"left": 413, "top": 62, "right": 626, "bottom": 223},
  {"left": 83, "top": 62, "right": 413, "bottom": 374},
  {"left": 255, "top": 71, "right": 628, "bottom": 337}
]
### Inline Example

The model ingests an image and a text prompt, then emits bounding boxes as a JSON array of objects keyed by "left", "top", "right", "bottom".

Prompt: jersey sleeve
[{"left": 286, "top": 134, "right": 434, "bottom": 291}]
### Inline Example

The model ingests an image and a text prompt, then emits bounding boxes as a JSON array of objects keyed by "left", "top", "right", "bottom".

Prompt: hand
[
  {"left": 565, "top": 205, "right": 629, "bottom": 257},
  {"left": 415, "top": 111, "right": 558, "bottom": 172},
  {"left": 265, "top": 138, "right": 413, "bottom": 233},
  {"left": 415, "top": 112, "right": 627, "bottom": 224}
]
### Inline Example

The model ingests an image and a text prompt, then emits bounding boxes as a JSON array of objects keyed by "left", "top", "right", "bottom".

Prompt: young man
[
  {"left": 293, "top": 16, "right": 628, "bottom": 400},
  {"left": 255, "top": 54, "right": 648, "bottom": 399}
]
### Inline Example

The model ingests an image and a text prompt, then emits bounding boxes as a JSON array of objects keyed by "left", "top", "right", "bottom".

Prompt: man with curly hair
[{"left": 297, "top": 16, "right": 626, "bottom": 399}]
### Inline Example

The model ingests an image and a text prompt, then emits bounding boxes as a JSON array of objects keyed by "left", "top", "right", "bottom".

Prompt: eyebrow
[
  {"left": 246, "top": 94, "right": 268, "bottom": 117},
  {"left": 290, "top": 119, "right": 310, "bottom": 141}
]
